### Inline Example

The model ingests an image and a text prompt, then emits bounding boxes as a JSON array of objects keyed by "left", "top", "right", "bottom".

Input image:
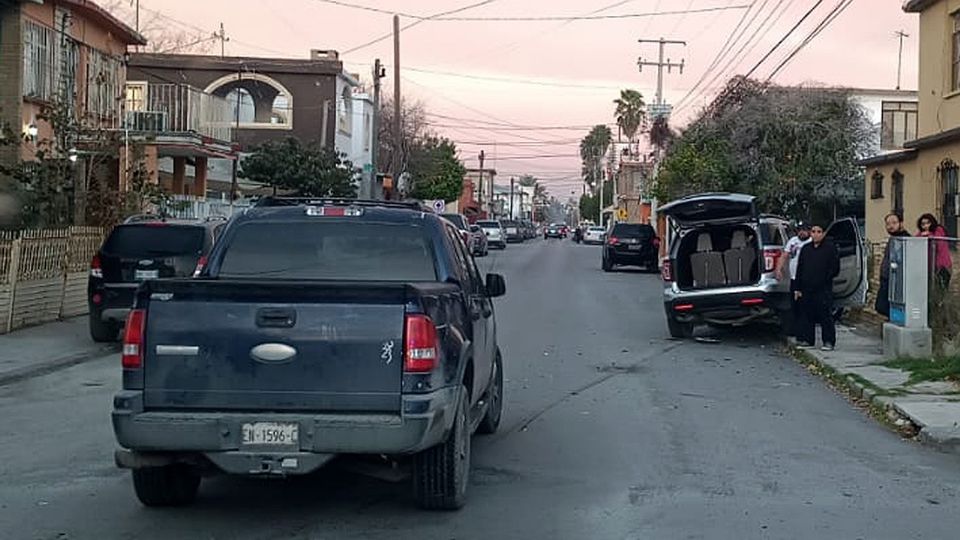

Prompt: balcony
[{"left": 124, "top": 83, "right": 234, "bottom": 142}]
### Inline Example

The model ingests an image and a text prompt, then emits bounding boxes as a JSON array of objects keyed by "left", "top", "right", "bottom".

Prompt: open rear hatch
[{"left": 659, "top": 193, "right": 757, "bottom": 227}]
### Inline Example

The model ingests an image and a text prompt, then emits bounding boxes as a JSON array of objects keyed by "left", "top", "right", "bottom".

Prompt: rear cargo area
[{"left": 675, "top": 225, "right": 760, "bottom": 290}]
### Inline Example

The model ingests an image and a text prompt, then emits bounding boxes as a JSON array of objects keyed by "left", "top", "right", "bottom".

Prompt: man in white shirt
[{"left": 777, "top": 223, "right": 812, "bottom": 341}]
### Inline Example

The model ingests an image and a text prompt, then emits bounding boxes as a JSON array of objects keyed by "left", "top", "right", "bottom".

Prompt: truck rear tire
[
  {"left": 89, "top": 315, "right": 119, "bottom": 343},
  {"left": 413, "top": 385, "right": 470, "bottom": 510},
  {"left": 667, "top": 315, "right": 694, "bottom": 339},
  {"left": 132, "top": 464, "right": 201, "bottom": 507},
  {"left": 477, "top": 352, "right": 503, "bottom": 435}
]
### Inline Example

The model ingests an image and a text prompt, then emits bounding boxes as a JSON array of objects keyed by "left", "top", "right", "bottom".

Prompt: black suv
[
  {"left": 601, "top": 222, "right": 660, "bottom": 272},
  {"left": 87, "top": 216, "right": 224, "bottom": 342}
]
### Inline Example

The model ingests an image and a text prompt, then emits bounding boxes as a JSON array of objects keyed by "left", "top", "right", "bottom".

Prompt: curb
[{"left": 0, "top": 345, "right": 117, "bottom": 387}]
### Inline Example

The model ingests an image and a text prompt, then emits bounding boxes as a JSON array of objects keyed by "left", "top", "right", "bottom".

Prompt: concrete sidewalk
[
  {"left": 795, "top": 324, "right": 960, "bottom": 453},
  {"left": 0, "top": 317, "right": 117, "bottom": 386}
]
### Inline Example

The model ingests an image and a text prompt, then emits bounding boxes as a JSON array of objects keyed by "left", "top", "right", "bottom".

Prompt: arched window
[
  {"left": 224, "top": 88, "right": 255, "bottom": 124},
  {"left": 891, "top": 169, "right": 904, "bottom": 219},
  {"left": 204, "top": 73, "right": 294, "bottom": 129},
  {"left": 339, "top": 86, "right": 352, "bottom": 134},
  {"left": 871, "top": 170, "right": 884, "bottom": 199},
  {"left": 940, "top": 159, "right": 959, "bottom": 237}
]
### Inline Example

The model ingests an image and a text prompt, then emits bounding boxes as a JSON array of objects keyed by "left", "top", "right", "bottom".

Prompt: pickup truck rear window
[
  {"left": 217, "top": 221, "right": 438, "bottom": 281},
  {"left": 102, "top": 225, "right": 205, "bottom": 257}
]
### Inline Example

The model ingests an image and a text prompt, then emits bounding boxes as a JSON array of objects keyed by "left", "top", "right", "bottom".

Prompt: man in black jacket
[{"left": 795, "top": 223, "right": 841, "bottom": 351}]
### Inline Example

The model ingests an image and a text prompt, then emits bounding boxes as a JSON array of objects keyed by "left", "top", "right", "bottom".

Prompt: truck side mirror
[{"left": 485, "top": 273, "right": 506, "bottom": 298}]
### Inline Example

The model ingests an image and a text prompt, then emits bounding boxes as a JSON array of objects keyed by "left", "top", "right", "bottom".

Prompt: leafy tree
[
  {"left": 579, "top": 179, "right": 614, "bottom": 225},
  {"left": 407, "top": 136, "right": 466, "bottom": 202},
  {"left": 654, "top": 79, "right": 873, "bottom": 221},
  {"left": 648, "top": 116, "right": 674, "bottom": 152},
  {"left": 241, "top": 137, "right": 357, "bottom": 197},
  {"left": 580, "top": 124, "right": 612, "bottom": 189},
  {"left": 377, "top": 98, "right": 429, "bottom": 178},
  {"left": 614, "top": 89, "right": 646, "bottom": 143},
  {"left": 518, "top": 174, "right": 538, "bottom": 187}
]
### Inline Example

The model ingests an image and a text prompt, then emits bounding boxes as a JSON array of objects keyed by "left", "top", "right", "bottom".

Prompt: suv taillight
[
  {"left": 193, "top": 255, "right": 208, "bottom": 277},
  {"left": 661, "top": 259, "right": 673, "bottom": 282},
  {"left": 608, "top": 236, "right": 619, "bottom": 246},
  {"left": 763, "top": 248, "right": 784, "bottom": 274},
  {"left": 652, "top": 236, "right": 661, "bottom": 249},
  {"left": 404, "top": 314, "right": 438, "bottom": 373},
  {"left": 90, "top": 254, "right": 103, "bottom": 278},
  {"left": 122, "top": 309, "right": 146, "bottom": 369}
]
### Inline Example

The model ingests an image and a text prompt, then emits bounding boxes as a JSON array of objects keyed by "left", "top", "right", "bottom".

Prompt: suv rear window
[
  {"left": 102, "top": 225, "right": 205, "bottom": 258},
  {"left": 441, "top": 214, "right": 468, "bottom": 230},
  {"left": 610, "top": 223, "right": 654, "bottom": 237},
  {"left": 218, "top": 222, "right": 437, "bottom": 281},
  {"left": 477, "top": 221, "right": 500, "bottom": 228}
]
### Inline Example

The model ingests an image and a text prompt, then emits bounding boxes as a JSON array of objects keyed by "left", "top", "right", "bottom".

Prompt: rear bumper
[
  {"left": 112, "top": 386, "right": 459, "bottom": 473},
  {"left": 663, "top": 282, "right": 790, "bottom": 324},
  {"left": 606, "top": 247, "right": 657, "bottom": 264},
  {"left": 90, "top": 283, "right": 137, "bottom": 322}
]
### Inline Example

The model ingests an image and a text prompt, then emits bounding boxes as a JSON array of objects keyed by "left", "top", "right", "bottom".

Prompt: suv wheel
[
  {"left": 477, "top": 351, "right": 503, "bottom": 435},
  {"left": 413, "top": 384, "right": 471, "bottom": 510},
  {"left": 602, "top": 255, "right": 614, "bottom": 272},
  {"left": 132, "top": 464, "right": 201, "bottom": 507},
  {"left": 667, "top": 315, "right": 694, "bottom": 339},
  {"left": 89, "top": 315, "right": 119, "bottom": 343}
]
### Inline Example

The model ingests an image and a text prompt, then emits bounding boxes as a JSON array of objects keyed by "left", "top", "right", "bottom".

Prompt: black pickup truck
[{"left": 112, "top": 198, "right": 507, "bottom": 510}]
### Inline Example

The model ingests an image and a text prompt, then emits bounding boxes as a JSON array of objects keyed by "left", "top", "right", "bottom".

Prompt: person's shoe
[
  {"left": 820, "top": 344, "right": 835, "bottom": 352},
  {"left": 797, "top": 342, "right": 816, "bottom": 349}
]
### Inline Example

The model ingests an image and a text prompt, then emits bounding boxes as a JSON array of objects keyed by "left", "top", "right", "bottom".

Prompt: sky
[{"left": 114, "top": 0, "right": 919, "bottom": 197}]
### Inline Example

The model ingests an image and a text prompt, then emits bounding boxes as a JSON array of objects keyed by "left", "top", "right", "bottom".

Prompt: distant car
[
  {"left": 658, "top": 193, "right": 867, "bottom": 338},
  {"left": 477, "top": 219, "right": 507, "bottom": 249},
  {"left": 584, "top": 226, "right": 606, "bottom": 244},
  {"left": 469, "top": 224, "right": 489, "bottom": 256},
  {"left": 501, "top": 220, "right": 524, "bottom": 243},
  {"left": 88, "top": 216, "right": 224, "bottom": 342},
  {"left": 544, "top": 223, "right": 566, "bottom": 239},
  {"left": 601, "top": 222, "right": 660, "bottom": 273},
  {"left": 441, "top": 213, "right": 472, "bottom": 248}
]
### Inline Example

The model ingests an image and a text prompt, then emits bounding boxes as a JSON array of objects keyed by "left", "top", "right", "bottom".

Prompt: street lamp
[
  {"left": 68, "top": 148, "right": 78, "bottom": 163},
  {"left": 25, "top": 123, "right": 38, "bottom": 140}
]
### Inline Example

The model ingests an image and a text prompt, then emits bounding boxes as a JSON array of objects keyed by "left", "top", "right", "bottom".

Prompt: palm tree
[
  {"left": 579, "top": 124, "right": 613, "bottom": 189},
  {"left": 614, "top": 89, "right": 647, "bottom": 152}
]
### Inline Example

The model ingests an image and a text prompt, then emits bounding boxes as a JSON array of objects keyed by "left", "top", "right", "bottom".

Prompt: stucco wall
[{"left": 917, "top": 0, "right": 960, "bottom": 138}]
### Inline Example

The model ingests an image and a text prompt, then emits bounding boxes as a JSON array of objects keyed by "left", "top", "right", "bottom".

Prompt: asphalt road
[{"left": 2, "top": 238, "right": 960, "bottom": 540}]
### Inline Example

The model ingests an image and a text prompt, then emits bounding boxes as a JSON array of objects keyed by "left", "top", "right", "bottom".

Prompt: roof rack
[
  {"left": 123, "top": 213, "right": 166, "bottom": 224},
  {"left": 253, "top": 197, "right": 428, "bottom": 211}
]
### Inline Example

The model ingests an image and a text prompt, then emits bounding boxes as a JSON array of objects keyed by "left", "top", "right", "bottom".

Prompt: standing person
[
  {"left": 795, "top": 223, "right": 841, "bottom": 351},
  {"left": 917, "top": 213, "right": 952, "bottom": 290},
  {"left": 876, "top": 213, "right": 911, "bottom": 318},
  {"left": 776, "top": 223, "right": 812, "bottom": 341}
]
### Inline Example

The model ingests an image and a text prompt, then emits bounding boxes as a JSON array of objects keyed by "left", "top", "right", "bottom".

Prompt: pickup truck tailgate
[{"left": 142, "top": 283, "right": 407, "bottom": 412}]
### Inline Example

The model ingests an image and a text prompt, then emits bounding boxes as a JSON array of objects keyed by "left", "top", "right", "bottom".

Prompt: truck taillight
[
  {"left": 122, "top": 309, "right": 146, "bottom": 369},
  {"left": 193, "top": 255, "right": 208, "bottom": 277},
  {"left": 763, "top": 248, "right": 783, "bottom": 273},
  {"left": 661, "top": 259, "right": 673, "bottom": 282},
  {"left": 404, "top": 314, "right": 438, "bottom": 373},
  {"left": 90, "top": 254, "right": 103, "bottom": 278}
]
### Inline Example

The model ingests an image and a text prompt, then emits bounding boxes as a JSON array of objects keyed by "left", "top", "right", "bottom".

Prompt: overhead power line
[
  {"left": 430, "top": 5, "right": 751, "bottom": 21},
  {"left": 742, "top": 0, "right": 826, "bottom": 80},
  {"left": 764, "top": 0, "right": 854, "bottom": 81}
]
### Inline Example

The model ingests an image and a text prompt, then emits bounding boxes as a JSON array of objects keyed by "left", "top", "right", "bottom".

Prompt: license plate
[
  {"left": 134, "top": 269, "right": 159, "bottom": 280},
  {"left": 629, "top": 244, "right": 643, "bottom": 251},
  {"left": 242, "top": 422, "right": 299, "bottom": 446}
]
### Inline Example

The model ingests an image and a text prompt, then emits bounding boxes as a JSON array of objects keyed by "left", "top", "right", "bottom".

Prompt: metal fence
[
  {"left": 125, "top": 82, "right": 234, "bottom": 142},
  {"left": 0, "top": 227, "right": 105, "bottom": 334},
  {"left": 167, "top": 195, "right": 252, "bottom": 220}
]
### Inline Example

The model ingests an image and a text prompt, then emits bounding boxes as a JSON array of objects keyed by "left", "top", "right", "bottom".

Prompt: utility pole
[
  {"left": 392, "top": 15, "right": 402, "bottom": 199},
  {"left": 509, "top": 177, "right": 515, "bottom": 219},
  {"left": 895, "top": 30, "right": 909, "bottom": 90},
  {"left": 637, "top": 37, "right": 686, "bottom": 109},
  {"left": 230, "top": 68, "right": 241, "bottom": 207},
  {"left": 215, "top": 22, "right": 229, "bottom": 58},
  {"left": 371, "top": 58, "right": 386, "bottom": 199},
  {"left": 478, "top": 150, "right": 485, "bottom": 215}
]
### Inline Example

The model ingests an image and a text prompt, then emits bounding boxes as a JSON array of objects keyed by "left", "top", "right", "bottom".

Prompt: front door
[{"left": 826, "top": 217, "right": 867, "bottom": 308}]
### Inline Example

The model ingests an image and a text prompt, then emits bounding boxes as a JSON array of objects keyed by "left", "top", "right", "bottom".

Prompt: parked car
[
  {"left": 470, "top": 224, "right": 489, "bottom": 256},
  {"left": 441, "top": 213, "right": 472, "bottom": 248},
  {"left": 522, "top": 221, "right": 536, "bottom": 240},
  {"left": 477, "top": 219, "right": 507, "bottom": 249},
  {"left": 87, "top": 216, "right": 224, "bottom": 342},
  {"left": 544, "top": 223, "right": 566, "bottom": 239},
  {"left": 658, "top": 193, "right": 867, "bottom": 338},
  {"left": 602, "top": 222, "right": 660, "bottom": 272},
  {"left": 584, "top": 226, "right": 606, "bottom": 244},
  {"left": 501, "top": 220, "right": 524, "bottom": 243},
  {"left": 112, "top": 198, "right": 507, "bottom": 510}
]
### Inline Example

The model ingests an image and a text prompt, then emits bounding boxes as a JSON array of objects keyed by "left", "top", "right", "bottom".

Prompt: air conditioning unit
[{"left": 125, "top": 110, "right": 167, "bottom": 132}]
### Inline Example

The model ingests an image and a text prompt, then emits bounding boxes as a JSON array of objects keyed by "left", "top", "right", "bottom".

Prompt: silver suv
[{"left": 659, "top": 193, "right": 867, "bottom": 338}]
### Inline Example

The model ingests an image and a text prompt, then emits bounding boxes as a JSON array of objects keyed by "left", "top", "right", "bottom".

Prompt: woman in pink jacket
[{"left": 917, "top": 213, "right": 953, "bottom": 289}]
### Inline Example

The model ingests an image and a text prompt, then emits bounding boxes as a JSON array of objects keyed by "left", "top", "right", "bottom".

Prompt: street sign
[
  {"left": 649, "top": 103, "right": 673, "bottom": 119},
  {"left": 431, "top": 200, "right": 446, "bottom": 213},
  {"left": 617, "top": 208, "right": 628, "bottom": 220}
]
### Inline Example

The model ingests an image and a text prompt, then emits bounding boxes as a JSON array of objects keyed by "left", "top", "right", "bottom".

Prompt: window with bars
[
  {"left": 891, "top": 169, "right": 905, "bottom": 219},
  {"left": 86, "top": 49, "right": 123, "bottom": 120},
  {"left": 880, "top": 101, "right": 918, "bottom": 149},
  {"left": 871, "top": 170, "right": 884, "bottom": 199},
  {"left": 942, "top": 161, "right": 959, "bottom": 238},
  {"left": 23, "top": 21, "right": 56, "bottom": 101}
]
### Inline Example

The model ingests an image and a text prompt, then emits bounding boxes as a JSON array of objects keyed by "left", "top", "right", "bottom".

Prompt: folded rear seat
[
  {"left": 690, "top": 232, "right": 726, "bottom": 288},
  {"left": 723, "top": 230, "right": 756, "bottom": 286}
]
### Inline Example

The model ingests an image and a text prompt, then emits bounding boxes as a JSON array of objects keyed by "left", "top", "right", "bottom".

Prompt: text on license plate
[
  {"left": 135, "top": 269, "right": 159, "bottom": 280},
  {"left": 242, "top": 422, "right": 299, "bottom": 445},
  {"left": 628, "top": 244, "right": 643, "bottom": 250}
]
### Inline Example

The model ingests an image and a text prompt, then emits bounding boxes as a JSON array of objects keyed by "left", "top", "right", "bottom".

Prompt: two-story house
[{"left": 860, "top": 0, "right": 960, "bottom": 242}]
